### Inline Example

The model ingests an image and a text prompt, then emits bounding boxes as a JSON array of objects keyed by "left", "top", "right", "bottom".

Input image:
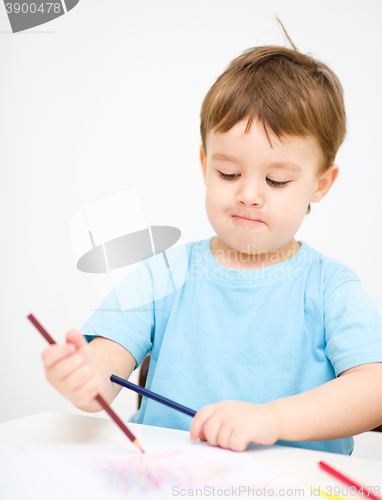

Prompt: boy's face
[{"left": 200, "top": 118, "right": 339, "bottom": 267}]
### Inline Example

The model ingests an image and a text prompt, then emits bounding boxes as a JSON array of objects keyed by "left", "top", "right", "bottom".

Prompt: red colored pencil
[
  {"left": 319, "top": 461, "right": 380, "bottom": 500},
  {"left": 27, "top": 313, "right": 144, "bottom": 453}
]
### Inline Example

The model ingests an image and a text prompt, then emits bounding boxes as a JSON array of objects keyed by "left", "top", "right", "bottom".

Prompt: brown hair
[{"left": 200, "top": 45, "right": 347, "bottom": 214}]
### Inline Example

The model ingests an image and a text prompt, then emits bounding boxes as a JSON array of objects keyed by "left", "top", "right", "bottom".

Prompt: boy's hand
[
  {"left": 189, "top": 401, "right": 279, "bottom": 452},
  {"left": 42, "top": 329, "right": 107, "bottom": 412}
]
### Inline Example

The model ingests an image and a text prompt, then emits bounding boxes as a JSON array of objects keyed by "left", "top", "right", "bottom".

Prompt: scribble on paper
[{"left": 87, "top": 449, "right": 239, "bottom": 495}]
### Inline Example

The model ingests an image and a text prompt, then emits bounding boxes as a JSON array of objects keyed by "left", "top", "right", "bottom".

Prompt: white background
[{"left": 0, "top": 0, "right": 381, "bottom": 439}]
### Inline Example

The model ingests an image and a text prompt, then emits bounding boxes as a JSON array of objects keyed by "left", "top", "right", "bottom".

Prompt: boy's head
[{"left": 199, "top": 46, "right": 346, "bottom": 264}]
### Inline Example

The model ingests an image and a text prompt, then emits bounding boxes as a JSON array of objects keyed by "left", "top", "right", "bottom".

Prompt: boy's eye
[
  {"left": 266, "top": 178, "right": 289, "bottom": 188},
  {"left": 217, "top": 171, "right": 290, "bottom": 188},
  {"left": 218, "top": 172, "right": 240, "bottom": 181}
]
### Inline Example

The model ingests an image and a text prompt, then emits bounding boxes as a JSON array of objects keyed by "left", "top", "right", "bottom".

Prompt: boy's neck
[{"left": 210, "top": 236, "right": 301, "bottom": 271}]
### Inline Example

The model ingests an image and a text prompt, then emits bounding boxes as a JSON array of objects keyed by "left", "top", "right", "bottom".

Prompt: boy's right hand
[{"left": 42, "top": 329, "right": 107, "bottom": 412}]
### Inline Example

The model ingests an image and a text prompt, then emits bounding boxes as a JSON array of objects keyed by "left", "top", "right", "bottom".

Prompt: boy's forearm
[
  {"left": 73, "top": 339, "right": 136, "bottom": 413},
  {"left": 70, "top": 351, "right": 123, "bottom": 413},
  {"left": 270, "top": 363, "right": 382, "bottom": 442},
  {"left": 91, "top": 351, "right": 124, "bottom": 409}
]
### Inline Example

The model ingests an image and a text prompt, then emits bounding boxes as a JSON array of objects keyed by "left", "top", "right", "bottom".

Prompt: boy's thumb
[{"left": 66, "top": 329, "right": 87, "bottom": 350}]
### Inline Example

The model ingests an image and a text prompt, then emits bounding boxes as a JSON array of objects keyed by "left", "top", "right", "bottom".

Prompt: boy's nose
[{"left": 237, "top": 183, "right": 264, "bottom": 207}]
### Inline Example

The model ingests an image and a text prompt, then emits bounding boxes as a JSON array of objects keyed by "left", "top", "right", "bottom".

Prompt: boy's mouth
[{"left": 232, "top": 215, "right": 265, "bottom": 226}]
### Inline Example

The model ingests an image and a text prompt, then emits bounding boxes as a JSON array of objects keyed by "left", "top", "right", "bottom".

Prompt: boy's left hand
[{"left": 189, "top": 401, "right": 279, "bottom": 452}]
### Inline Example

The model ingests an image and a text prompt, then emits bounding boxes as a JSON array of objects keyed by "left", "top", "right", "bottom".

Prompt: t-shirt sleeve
[
  {"left": 324, "top": 281, "right": 382, "bottom": 376},
  {"left": 80, "top": 262, "right": 155, "bottom": 369}
]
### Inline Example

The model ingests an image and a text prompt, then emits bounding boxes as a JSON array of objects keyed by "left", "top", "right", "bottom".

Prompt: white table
[{"left": 1, "top": 411, "right": 381, "bottom": 497}]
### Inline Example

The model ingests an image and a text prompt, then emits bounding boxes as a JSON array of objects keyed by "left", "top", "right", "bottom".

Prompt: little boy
[{"left": 43, "top": 45, "right": 382, "bottom": 455}]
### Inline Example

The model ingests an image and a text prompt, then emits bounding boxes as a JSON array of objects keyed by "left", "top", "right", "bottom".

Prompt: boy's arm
[
  {"left": 88, "top": 336, "right": 137, "bottom": 408},
  {"left": 273, "top": 362, "right": 382, "bottom": 441},
  {"left": 190, "top": 362, "right": 382, "bottom": 451},
  {"left": 42, "top": 331, "right": 137, "bottom": 413}
]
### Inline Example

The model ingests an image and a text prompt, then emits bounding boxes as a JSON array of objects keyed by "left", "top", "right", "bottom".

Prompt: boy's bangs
[{"left": 200, "top": 47, "right": 346, "bottom": 172}]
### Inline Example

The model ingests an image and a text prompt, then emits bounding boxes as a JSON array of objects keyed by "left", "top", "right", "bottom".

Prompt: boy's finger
[
  {"left": 199, "top": 428, "right": 207, "bottom": 441},
  {"left": 50, "top": 352, "right": 87, "bottom": 382},
  {"left": 201, "top": 418, "right": 222, "bottom": 447},
  {"left": 216, "top": 423, "right": 233, "bottom": 449},
  {"left": 189, "top": 405, "right": 216, "bottom": 441},
  {"left": 61, "top": 362, "right": 95, "bottom": 392},
  {"left": 42, "top": 343, "right": 76, "bottom": 368},
  {"left": 66, "top": 329, "right": 88, "bottom": 350},
  {"left": 70, "top": 374, "right": 104, "bottom": 408}
]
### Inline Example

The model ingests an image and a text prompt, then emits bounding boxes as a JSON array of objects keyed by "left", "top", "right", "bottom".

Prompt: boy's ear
[
  {"left": 310, "top": 164, "right": 340, "bottom": 203},
  {"left": 199, "top": 145, "right": 207, "bottom": 186}
]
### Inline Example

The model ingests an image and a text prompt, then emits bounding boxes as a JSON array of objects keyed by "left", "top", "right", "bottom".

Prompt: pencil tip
[{"left": 134, "top": 438, "right": 145, "bottom": 453}]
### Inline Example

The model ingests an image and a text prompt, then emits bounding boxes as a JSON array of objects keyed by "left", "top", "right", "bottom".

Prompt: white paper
[{"left": 0, "top": 441, "right": 308, "bottom": 500}]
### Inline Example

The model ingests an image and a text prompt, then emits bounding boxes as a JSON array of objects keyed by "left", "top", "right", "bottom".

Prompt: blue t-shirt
[{"left": 81, "top": 237, "right": 382, "bottom": 455}]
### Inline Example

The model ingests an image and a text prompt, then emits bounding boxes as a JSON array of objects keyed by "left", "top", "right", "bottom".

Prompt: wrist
[
  {"left": 246, "top": 402, "right": 281, "bottom": 446},
  {"left": 267, "top": 399, "right": 285, "bottom": 442}
]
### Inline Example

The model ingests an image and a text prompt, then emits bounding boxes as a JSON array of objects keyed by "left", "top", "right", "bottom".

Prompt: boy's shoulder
[{"left": 299, "top": 241, "right": 361, "bottom": 301}]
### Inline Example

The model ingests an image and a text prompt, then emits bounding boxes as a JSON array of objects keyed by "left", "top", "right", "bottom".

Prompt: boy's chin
[{"left": 216, "top": 234, "right": 268, "bottom": 256}]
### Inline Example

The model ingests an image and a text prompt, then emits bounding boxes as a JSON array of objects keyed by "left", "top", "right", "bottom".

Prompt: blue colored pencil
[{"left": 110, "top": 374, "right": 197, "bottom": 418}]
